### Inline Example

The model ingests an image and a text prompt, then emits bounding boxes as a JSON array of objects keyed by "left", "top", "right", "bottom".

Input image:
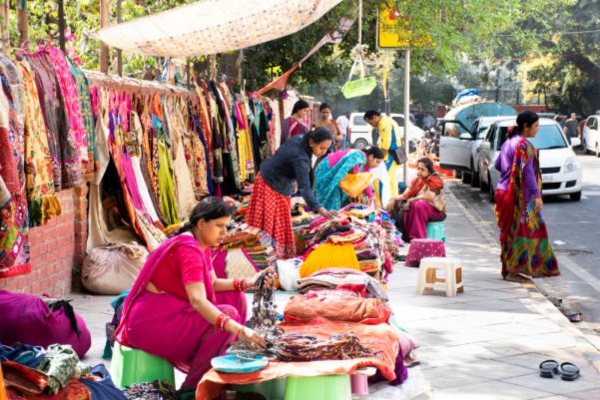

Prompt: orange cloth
[
  {"left": 0, "top": 364, "right": 7, "bottom": 400},
  {"left": 404, "top": 174, "right": 443, "bottom": 199},
  {"left": 196, "top": 318, "right": 399, "bottom": 400}
]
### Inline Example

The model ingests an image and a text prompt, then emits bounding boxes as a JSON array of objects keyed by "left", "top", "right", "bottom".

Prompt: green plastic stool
[
  {"left": 427, "top": 221, "right": 446, "bottom": 242},
  {"left": 110, "top": 342, "right": 175, "bottom": 388},
  {"left": 284, "top": 375, "right": 351, "bottom": 400},
  {"left": 230, "top": 378, "right": 287, "bottom": 400}
]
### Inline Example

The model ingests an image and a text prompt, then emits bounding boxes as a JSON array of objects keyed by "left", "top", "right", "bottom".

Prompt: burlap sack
[{"left": 82, "top": 242, "right": 148, "bottom": 295}]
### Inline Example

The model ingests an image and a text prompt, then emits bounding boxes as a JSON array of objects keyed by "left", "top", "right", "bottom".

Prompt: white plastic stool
[{"left": 416, "top": 257, "right": 463, "bottom": 297}]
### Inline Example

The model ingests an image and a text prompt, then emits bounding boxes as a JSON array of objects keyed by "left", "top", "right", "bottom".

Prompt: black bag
[{"left": 391, "top": 145, "right": 407, "bottom": 165}]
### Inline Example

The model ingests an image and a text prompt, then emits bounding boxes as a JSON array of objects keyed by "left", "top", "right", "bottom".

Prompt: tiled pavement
[{"left": 69, "top": 182, "right": 600, "bottom": 399}]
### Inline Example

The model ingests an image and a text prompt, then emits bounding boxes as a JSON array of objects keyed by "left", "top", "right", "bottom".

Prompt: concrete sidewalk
[{"left": 68, "top": 181, "right": 600, "bottom": 399}]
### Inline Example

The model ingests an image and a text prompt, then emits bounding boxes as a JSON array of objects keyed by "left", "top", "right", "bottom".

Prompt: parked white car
[
  {"left": 348, "top": 112, "right": 424, "bottom": 149},
  {"left": 478, "top": 118, "right": 582, "bottom": 202},
  {"left": 582, "top": 114, "right": 600, "bottom": 156},
  {"left": 469, "top": 116, "right": 514, "bottom": 187}
]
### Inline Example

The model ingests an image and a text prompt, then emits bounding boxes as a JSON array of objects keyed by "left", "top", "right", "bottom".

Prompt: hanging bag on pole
[{"left": 341, "top": 56, "right": 376, "bottom": 99}]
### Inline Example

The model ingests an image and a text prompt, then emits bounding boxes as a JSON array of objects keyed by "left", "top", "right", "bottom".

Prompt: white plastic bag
[{"left": 276, "top": 258, "right": 303, "bottom": 291}]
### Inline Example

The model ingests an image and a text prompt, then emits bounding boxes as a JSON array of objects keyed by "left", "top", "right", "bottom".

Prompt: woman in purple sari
[{"left": 114, "top": 197, "right": 275, "bottom": 397}]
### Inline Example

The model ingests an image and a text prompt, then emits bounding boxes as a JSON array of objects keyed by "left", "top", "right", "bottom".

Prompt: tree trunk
[
  {"left": 565, "top": 54, "right": 600, "bottom": 85},
  {"left": 99, "top": 0, "right": 109, "bottom": 74},
  {"left": 0, "top": 1, "right": 9, "bottom": 56},
  {"left": 17, "top": 7, "right": 28, "bottom": 46}
]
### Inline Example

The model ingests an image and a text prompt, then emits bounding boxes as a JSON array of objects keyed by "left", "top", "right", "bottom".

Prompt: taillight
[{"left": 348, "top": 127, "right": 352, "bottom": 135}]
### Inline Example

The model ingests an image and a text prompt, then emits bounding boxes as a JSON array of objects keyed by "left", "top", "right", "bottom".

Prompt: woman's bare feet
[{"left": 504, "top": 273, "right": 531, "bottom": 283}]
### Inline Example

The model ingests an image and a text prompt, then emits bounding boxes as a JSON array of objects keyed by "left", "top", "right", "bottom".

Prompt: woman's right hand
[
  {"left": 237, "top": 326, "right": 267, "bottom": 351},
  {"left": 386, "top": 196, "right": 403, "bottom": 213},
  {"left": 318, "top": 208, "right": 338, "bottom": 219}
]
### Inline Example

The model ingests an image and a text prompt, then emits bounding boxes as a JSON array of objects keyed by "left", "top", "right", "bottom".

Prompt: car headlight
[{"left": 565, "top": 157, "right": 579, "bottom": 173}]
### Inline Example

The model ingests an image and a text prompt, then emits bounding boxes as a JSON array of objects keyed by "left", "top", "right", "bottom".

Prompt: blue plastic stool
[
  {"left": 427, "top": 221, "right": 446, "bottom": 242},
  {"left": 284, "top": 375, "right": 351, "bottom": 400},
  {"left": 110, "top": 342, "right": 175, "bottom": 388},
  {"left": 230, "top": 378, "right": 287, "bottom": 400}
]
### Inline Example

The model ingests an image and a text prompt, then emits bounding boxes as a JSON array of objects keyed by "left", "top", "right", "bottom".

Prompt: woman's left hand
[{"left": 247, "top": 267, "right": 277, "bottom": 290}]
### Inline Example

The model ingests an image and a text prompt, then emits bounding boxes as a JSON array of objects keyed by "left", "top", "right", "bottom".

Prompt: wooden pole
[
  {"left": 0, "top": 1, "right": 9, "bottom": 56},
  {"left": 209, "top": 54, "right": 217, "bottom": 80},
  {"left": 58, "top": 0, "right": 66, "bottom": 52},
  {"left": 116, "top": 0, "right": 122, "bottom": 76},
  {"left": 99, "top": 0, "right": 109, "bottom": 74},
  {"left": 17, "top": 2, "right": 28, "bottom": 46}
]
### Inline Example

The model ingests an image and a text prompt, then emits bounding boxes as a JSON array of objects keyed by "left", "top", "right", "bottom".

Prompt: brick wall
[{"left": 0, "top": 185, "right": 89, "bottom": 297}]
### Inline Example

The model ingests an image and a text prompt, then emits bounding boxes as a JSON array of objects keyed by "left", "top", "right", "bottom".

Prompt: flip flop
[
  {"left": 539, "top": 359, "right": 559, "bottom": 378},
  {"left": 560, "top": 362, "right": 580, "bottom": 381}
]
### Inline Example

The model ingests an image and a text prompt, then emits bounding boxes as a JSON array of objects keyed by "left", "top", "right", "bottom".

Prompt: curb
[{"left": 446, "top": 181, "right": 600, "bottom": 373}]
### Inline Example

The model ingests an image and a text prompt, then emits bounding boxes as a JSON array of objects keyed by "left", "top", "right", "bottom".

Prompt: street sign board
[{"left": 377, "top": 4, "right": 432, "bottom": 49}]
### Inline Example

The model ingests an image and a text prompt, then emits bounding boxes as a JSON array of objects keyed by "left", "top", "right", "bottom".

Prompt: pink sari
[{"left": 115, "top": 234, "right": 246, "bottom": 388}]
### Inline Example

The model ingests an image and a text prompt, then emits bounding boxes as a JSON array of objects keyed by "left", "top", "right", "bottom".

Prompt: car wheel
[
  {"left": 470, "top": 162, "right": 479, "bottom": 188},
  {"left": 479, "top": 172, "right": 487, "bottom": 192},
  {"left": 461, "top": 169, "right": 471, "bottom": 184},
  {"left": 570, "top": 191, "right": 582, "bottom": 201},
  {"left": 353, "top": 139, "right": 368, "bottom": 150},
  {"left": 596, "top": 143, "right": 600, "bottom": 158},
  {"left": 488, "top": 174, "right": 495, "bottom": 203}
]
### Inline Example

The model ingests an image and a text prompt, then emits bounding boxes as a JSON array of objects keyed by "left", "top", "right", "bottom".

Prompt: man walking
[
  {"left": 336, "top": 113, "right": 349, "bottom": 150},
  {"left": 564, "top": 113, "right": 579, "bottom": 144},
  {"left": 364, "top": 110, "right": 402, "bottom": 197}
]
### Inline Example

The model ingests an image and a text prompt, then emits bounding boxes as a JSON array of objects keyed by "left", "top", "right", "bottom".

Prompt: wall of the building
[{"left": 0, "top": 185, "right": 89, "bottom": 297}]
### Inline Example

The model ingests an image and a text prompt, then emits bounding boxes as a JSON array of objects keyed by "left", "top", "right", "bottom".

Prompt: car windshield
[
  {"left": 528, "top": 124, "right": 568, "bottom": 149},
  {"left": 496, "top": 124, "right": 567, "bottom": 150},
  {"left": 353, "top": 116, "right": 368, "bottom": 126}
]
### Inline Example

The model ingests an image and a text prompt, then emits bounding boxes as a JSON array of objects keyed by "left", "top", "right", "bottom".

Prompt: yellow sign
[{"left": 377, "top": 4, "right": 433, "bottom": 49}]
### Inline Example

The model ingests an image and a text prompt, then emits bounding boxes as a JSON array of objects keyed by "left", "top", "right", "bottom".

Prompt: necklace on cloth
[{"left": 266, "top": 333, "right": 381, "bottom": 362}]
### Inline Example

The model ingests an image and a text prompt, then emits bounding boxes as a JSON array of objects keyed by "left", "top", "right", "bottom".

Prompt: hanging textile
[
  {"left": 66, "top": 56, "right": 96, "bottom": 180},
  {"left": 0, "top": 85, "right": 31, "bottom": 278},
  {"left": 163, "top": 97, "right": 197, "bottom": 220},
  {"left": 15, "top": 61, "right": 61, "bottom": 226}
]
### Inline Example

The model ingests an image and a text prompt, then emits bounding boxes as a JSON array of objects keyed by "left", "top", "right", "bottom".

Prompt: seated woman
[
  {"left": 314, "top": 147, "right": 384, "bottom": 210},
  {"left": 387, "top": 157, "right": 446, "bottom": 242},
  {"left": 114, "top": 197, "right": 276, "bottom": 397}
]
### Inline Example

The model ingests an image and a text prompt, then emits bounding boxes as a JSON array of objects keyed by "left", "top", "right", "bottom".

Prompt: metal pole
[
  {"left": 384, "top": 52, "right": 391, "bottom": 115},
  {"left": 17, "top": 1, "right": 28, "bottom": 46},
  {"left": 403, "top": 48, "right": 410, "bottom": 186}
]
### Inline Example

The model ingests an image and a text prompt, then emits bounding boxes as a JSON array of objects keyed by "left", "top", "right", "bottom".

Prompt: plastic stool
[
  {"left": 350, "top": 374, "right": 369, "bottom": 395},
  {"left": 427, "top": 221, "right": 446, "bottom": 242},
  {"left": 110, "top": 342, "right": 175, "bottom": 388},
  {"left": 230, "top": 378, "right": 287, "bottom": 400},
  {"left": 416, "top": 257, "right": 463, "bottom": 297},
  {"left": 284, "top": 374, "right": 351, "bottom": 400}
]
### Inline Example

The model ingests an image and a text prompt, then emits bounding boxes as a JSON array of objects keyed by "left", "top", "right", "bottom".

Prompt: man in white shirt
[{"left": 336, "top": 113, "right": 349, "bottom": 150}]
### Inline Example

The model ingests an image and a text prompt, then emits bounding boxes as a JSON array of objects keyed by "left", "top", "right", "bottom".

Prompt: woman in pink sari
[{"left": 115, "top": 197, "right": 275, "bottom": 398}]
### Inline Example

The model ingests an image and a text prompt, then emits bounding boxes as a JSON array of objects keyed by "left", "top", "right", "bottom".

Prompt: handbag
[
  {"left": 391, "top": 146, "right": 407, "bottom": 165},
  {"left": 339, "top": 172, "right": 373, "bottom": 198}
]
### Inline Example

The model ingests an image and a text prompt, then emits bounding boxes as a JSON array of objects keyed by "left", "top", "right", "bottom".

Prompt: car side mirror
[
  {"left": 459, "top": 133, "right": 473, "bottom": 140},
  {"left": 570, "top": 137, "right": 581, "bottom": 148}
]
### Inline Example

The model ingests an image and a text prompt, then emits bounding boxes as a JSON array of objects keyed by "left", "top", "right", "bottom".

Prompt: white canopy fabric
[{"left": 92, "top": 0, "right": 343, "bottom": 57}]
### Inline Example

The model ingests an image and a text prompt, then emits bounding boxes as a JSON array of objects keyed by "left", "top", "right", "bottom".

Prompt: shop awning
[{"left": 92, "top": 0, "right": 343, "bottom": 57}]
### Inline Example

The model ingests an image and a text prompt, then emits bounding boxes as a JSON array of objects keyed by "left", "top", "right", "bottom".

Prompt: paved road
[{"left": 449, "top": 151, "right": 600, "bottom": 337}]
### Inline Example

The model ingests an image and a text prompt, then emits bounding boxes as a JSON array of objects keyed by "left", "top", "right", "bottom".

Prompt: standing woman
[
  {"left": 494, "top": 111, "right": 560, "bottom": 282},
  {"left": 280, "top": 99, "right": 310, "bottom": 146},
  {"left": 313, "top": 103, "right": 344, "bottom": 151},
  {"left": 247, "top": 128, "right": 338, "bottom": 258},
  {"left": 114, "top": 197, "right": 276, "bottom": 396}
]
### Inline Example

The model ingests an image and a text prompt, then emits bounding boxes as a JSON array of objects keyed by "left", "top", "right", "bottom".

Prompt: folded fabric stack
[
  {"left": 220, "top": 225, "right": 277, "bottom": 270},
  {"left": 243, "top": 230, "right": 277, "bottom": 270}
]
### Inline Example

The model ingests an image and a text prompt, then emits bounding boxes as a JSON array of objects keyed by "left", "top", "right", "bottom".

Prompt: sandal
[
  {"left": 539, "top": 359, "right": 559, "bottom": 378},
  {"left": 560, "top": 362, "right": 580, "bottom": 381}
]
